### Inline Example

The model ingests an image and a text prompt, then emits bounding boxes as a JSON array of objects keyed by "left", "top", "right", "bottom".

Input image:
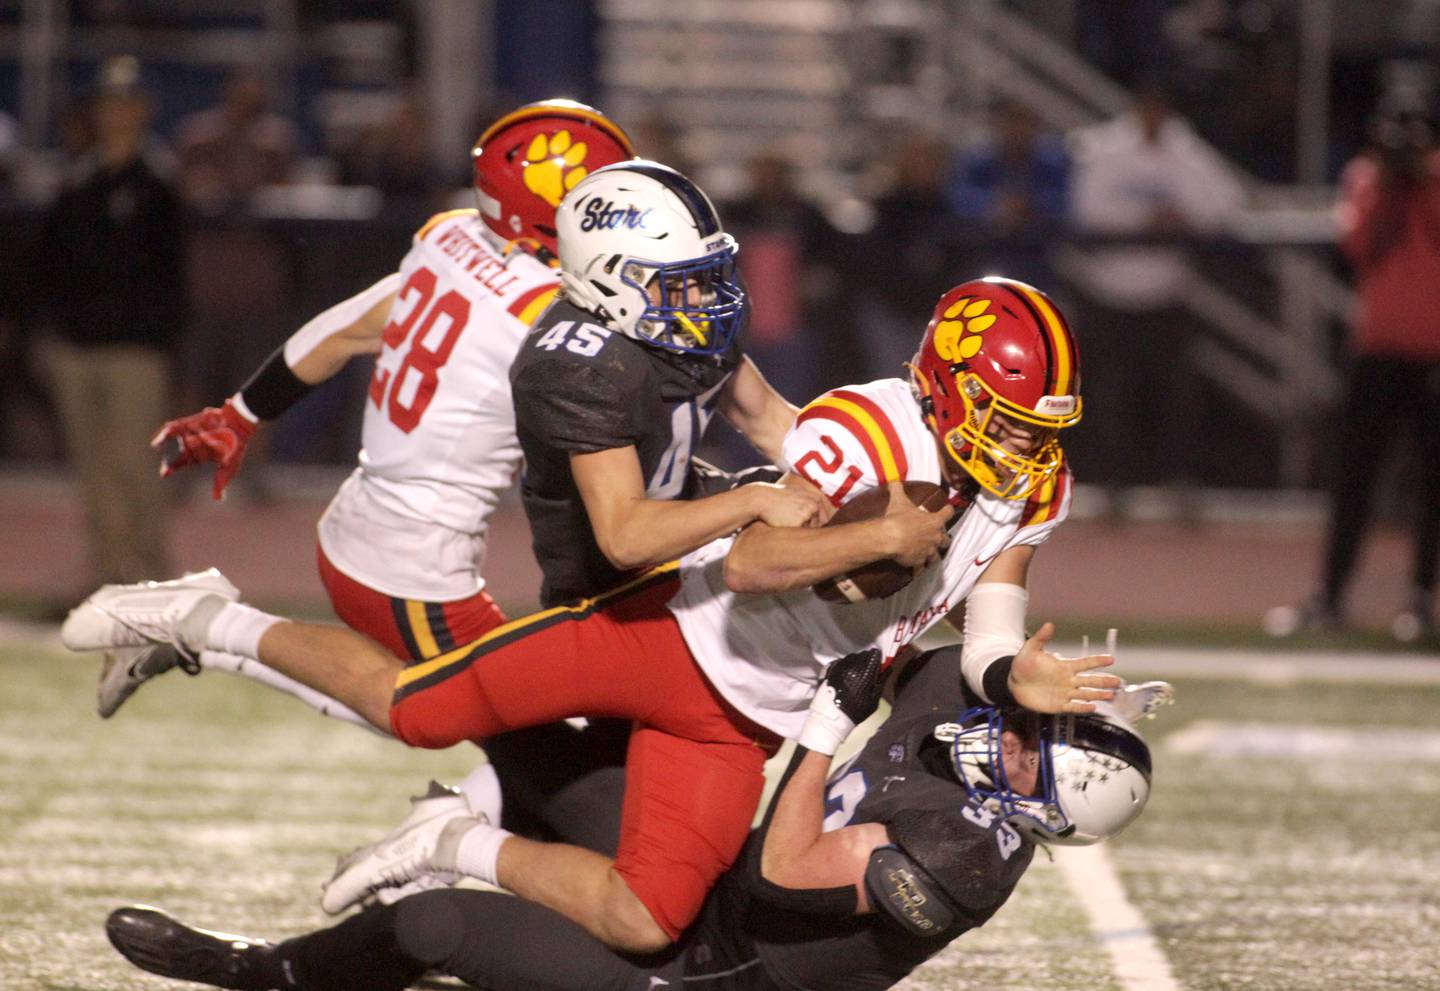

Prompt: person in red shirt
[{"left": 1266, "top": 98, "right": 1440, "bottom": 643}]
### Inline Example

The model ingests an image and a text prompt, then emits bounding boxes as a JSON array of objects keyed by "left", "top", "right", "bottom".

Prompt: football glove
[
  {"left": 151, "top": 396, "right": 258, "bottom": 501},
  {"left": 798, "top": 647, "right": 886, "bottom": 756}
]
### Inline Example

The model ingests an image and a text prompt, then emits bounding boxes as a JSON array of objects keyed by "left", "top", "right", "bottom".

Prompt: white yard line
[
  {"left": 1055, "top": 843, "right": 1181, "bottom": 991},
  {"left": 1054, "top": 645, "right": 1440, "bottom": 686}
]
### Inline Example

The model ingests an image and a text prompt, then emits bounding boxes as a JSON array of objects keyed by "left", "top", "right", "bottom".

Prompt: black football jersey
[
  {"left": 509, "top": 298, "right": 742, "bottom": 606},
  {"left": 693, "top": 647, "right": 1035, "bottom": 991}
]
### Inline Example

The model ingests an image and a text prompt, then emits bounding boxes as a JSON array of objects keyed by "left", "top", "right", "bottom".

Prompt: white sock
[
  {"left": 447, "top": 820, "right": 513, "bottom": 885},
  {"left": 198, "top": 649, "right": 388, "bottom": 737},
  {"left": 200, "top": 602, "right": 282, "bottom": 659},
  {"left": 456, "top": 763, "right": 503, "bottom": 823}
]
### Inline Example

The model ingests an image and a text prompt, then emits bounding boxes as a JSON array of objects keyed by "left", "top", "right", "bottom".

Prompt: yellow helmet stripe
[
  {"left": 1009, "top": 283, "right": 1074, "bottom": 397},
  {"left": 476, "top": 103, "right": 635, "bottom": 157}
]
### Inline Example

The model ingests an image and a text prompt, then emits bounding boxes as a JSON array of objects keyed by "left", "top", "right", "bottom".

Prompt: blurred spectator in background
[
  {"left": 1266, "top": 97, "right": 1440, "bottom": 643},
  {"left": 174, "top": 70, "right": 300, "bottom": 499},
  {"left": 174, "top": 69, "right": 298, "bottom": 213},
  {"left": 1074, "top": 0, "right": 1172, "bottom": 88},
  {"left": 723, "top": 149, "right": 839, "bottom": 405},
  {"left": 854, "top": 128, "right": 957, "bottom": 379},
  {"left": 1065, "top": 80, "right": 1244, "bottom": 507},
  {"left": 32, "top": 57, "right": 184, "bottom": 586},
  {"left": 0, "top": 109, "right": 17, "bottom": 189},
  {"left": 626, "top": 107, "right": 695, "bottom": 180},
  {"left": 949, "top": 99, "right": 1070, "bottom": 228},
  {"left": 337, "top": 86, "right": 442, "bottom": 214},
  {"left": 0, "top": 106, "right": 62, "bottom": 461},
  {"left": 947, "top": 98, "right": 1070, "bottom": 287}
]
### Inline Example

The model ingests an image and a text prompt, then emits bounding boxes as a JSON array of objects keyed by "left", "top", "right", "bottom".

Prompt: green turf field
[{"left": 3, "top": 638, "right": 1439, "bottom": 991}]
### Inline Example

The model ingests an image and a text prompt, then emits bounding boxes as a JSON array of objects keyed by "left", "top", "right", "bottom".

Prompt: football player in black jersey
[
  {"left": 103, "top": 644, "right": 1157, "bottom": 991},
  {"left": 513, "top": 158, "right": 831, "bottom": 607},
  {"left": 479, "top": 160, "right": 835, "bottom": 858}
]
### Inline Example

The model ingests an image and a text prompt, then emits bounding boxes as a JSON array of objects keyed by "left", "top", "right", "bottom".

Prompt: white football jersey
[
  {"left": 667, "top": 377, "right": 1072, "bottom": 740},
  {"left": 317, "top": 210, "right": 559, "bottom": 601}
]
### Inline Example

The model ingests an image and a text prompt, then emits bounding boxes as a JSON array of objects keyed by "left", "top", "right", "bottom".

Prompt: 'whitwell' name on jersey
[
  {"left": 667, "top": 377, "right": 1072, "bottom": 740},
  {"left": 318, "top": 210, "right": 559, "bottom": 601}
]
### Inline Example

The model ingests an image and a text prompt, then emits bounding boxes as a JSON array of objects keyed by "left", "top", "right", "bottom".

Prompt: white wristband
[{"left": 796, "top": 685, "right": 852, "bottom": 756}]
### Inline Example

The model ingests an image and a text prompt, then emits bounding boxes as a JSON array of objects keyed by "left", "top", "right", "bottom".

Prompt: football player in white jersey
[
  {"left": 127, "top": 101, "right": 635, "bottom": 717},
  {"left": 64, "top": 277, "right": 1112, "bottom": 951},
  {"left": 105, "top": 100, "right": 638, "bottom": 838}
]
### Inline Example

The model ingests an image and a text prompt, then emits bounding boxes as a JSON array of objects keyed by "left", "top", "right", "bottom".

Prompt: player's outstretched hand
[
  {"left": 747, "top": 480, "right": 834, "bottom": 529},
  {"left": 882, "top": 482, "right": 953, "bottom": 569},
  {"left": 150, "top": 398, "right": 258, "bottom": 501},
  {"left": 1008, "top": 621, "right": 1121, "bottom": 714}
]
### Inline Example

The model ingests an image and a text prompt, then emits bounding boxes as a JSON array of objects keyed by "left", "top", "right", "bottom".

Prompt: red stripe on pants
[{"left": 389, "top": 575, "right": 779, "bottom": 939}]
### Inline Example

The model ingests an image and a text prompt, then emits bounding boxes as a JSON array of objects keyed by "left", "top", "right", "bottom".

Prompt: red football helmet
[
  {"left": 471, "top": 99, "right": 635, "bottom": 255},
  {"left": 909, "top": 277, "right": 1082, "bottom": 499}
]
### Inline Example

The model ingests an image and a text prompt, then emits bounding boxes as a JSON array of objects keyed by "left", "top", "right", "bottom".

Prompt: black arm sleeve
[
  {"left": 981, "top": 655, "right": 1018, "bottom": 707},
  {"left": 239, "top": 346, "right": 316, "bottom": 420},
  {"left": 742, "top": 744, "right": 860, "bottom": 916}
]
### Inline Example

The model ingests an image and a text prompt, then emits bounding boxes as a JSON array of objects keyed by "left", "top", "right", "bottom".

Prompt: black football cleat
[{"left": 106, "top": 905, "right": 277, "bottom": 990}]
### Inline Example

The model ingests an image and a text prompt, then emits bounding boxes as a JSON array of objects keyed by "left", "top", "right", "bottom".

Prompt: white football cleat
[
  {"left": 321, "top": 782, "right": 480, "bottom": 915},
  {"left": 1105, "top": 680, "right": 1175, "bottom": 726},
  {"left": 61, "top": 569, "right": 238, "bottom": 654},
  {"left": 96, "top": 644, "right": 195, "bottom": 719}
]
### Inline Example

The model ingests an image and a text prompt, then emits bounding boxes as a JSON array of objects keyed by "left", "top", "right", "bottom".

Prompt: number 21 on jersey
[
  {"left": 794, "top": 435, "right": 864, "bottom": 505},
  {"left": 369, "top": 266, "right": 472, "bottom": 433}
]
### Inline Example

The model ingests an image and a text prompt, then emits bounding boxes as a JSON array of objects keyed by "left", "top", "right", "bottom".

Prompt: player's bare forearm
[
  {"left": 288, "top": 289, "right": 396, "bottom": 383},
  {"left": 761, "top": 747, "right": 885, "bottom": 907},
  {"left": 718, "top": 356, "right": 799, "bottom": 465},
  {"left": 593, "top": 485, "right": 774, "bottom": 571},
  {"left": 574, "top": 446, "right": 806, "bottom": 571},
  {"left": 724, "top": 516, "right": 897, "bottom": 593}
]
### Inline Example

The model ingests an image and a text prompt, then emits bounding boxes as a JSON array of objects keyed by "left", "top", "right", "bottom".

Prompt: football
[{"left": 813, "top": 481, "right": 950, "bottom": 604}]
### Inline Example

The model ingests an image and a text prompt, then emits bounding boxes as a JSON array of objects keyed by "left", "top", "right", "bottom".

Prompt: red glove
[{"left": 151, "top": 396, "right": 259, "bottom": 501}]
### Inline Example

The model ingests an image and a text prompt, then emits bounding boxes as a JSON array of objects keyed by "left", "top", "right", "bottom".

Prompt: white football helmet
[
  {"left": 938, "top": 706, "right": 1152, "bottom": 846},
  {"left": 555, "top": 160, "right": 745, "bottom": 356}
]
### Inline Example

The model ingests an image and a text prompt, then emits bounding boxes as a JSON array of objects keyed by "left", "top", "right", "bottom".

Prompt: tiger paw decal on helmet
[
  {"left": 933, "top": 297, "right": 999, "bottom": 362},
  {"left": 470, "top": 100, "right": 634, "bottom": 254},
  {"left": 522, "top": 130, "right": 592, "bottom": 207}
]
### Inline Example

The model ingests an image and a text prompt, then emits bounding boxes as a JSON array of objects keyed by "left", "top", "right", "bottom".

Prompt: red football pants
[
  {"left": 317, "top": 545, "right": 508, "bottom": 662},
  {"left": 388, "top": 566, "right": 780, "bottom": 940}
]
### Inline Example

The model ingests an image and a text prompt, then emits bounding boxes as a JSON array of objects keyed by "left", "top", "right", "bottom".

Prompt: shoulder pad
[{"left": 865, "top": 846, "right": 956, "bottom": 937}]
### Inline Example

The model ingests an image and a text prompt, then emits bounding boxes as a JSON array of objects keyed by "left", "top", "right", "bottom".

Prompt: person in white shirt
[{"left": 1067, "top": 81, "right": 1245, "bottom": 498}]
